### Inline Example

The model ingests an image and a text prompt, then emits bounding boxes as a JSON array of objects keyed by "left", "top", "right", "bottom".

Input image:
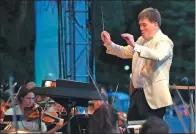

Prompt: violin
[
  {"left": 24, "top": 104, "right": 64, "bottom": 125},
  {"left": 0, "top": 99, "right": 11, "bottom": 122},
  {"left": 118, "top": 111, "right": 127, "bottom": 127}
]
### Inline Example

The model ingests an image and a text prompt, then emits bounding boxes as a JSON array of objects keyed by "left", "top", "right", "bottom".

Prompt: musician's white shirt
[
  {"left": 5, "top": 105, "right": 47, "bottom": 132},
  {"left": 132, "top": 41, "right": 150, "bottom": 88}
]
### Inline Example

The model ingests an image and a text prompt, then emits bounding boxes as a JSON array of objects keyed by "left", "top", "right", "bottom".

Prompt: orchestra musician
[
  {"left": 88, "top": 87, "right": 108, "bottom": 114},
  {"left": 25, "top": 81, "right": 50, "bottom": 103},
  {"left": 4, "top": 86, "right": 63, "bottom": 133},
  {"left": 88, "top": 104, "right": 120, "bottom": 134},
  {"left": 88, "top": 87, "right": 126, "bottom": 133}
]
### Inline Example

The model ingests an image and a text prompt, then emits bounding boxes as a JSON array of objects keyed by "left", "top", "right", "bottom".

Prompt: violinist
[
  {"left": 25, "top": 81, "right": 50, "bottom": 103},
  {"left": 4, "top": 86, "right": 62, "bottom": 133},
  {"left": 88, "top": 104, "right": 120, "bottom": 134},
  {"left": 88, "top": 87, "right": 108, "bottom": 114},
  {"left": 88, "top": 87, "right": 118, "bottom": 134},
  {"left": 88, "top": 87, "right": 127, "bottom": 133}
]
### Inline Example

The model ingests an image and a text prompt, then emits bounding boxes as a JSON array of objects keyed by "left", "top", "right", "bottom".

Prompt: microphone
[{"left": 181, "top": 77, "right": 189, "bottom": 85}]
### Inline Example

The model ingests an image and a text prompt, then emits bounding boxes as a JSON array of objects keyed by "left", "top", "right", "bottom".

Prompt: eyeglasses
[{"left": 24, "top": 97, "right": 35, "bottom": 101}]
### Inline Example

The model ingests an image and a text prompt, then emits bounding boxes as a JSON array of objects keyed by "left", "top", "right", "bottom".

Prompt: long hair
[
  {"left": 17, "top": 86, "right": 33, "bottom": 104},
  {"left": 88, "top": 104, "right": 119, "bottom": 134}
]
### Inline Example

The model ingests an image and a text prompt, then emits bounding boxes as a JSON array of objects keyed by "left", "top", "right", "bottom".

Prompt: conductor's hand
[
  {"left": 101, "top": 31, "right": 112, "bottom": 45},
  {"left": 121, "top": 33, "right": 135, "bottom": 48}
]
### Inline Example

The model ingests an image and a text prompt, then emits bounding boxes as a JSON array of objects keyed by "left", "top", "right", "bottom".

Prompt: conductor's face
[{"left": 139, "top": 18, "right": 158, "bottom": 40}]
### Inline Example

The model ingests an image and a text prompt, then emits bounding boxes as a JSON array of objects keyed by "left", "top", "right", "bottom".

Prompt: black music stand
[
  {"left": 32, "top": 79, "right": 105, "bottom": 134},
  {"left": 3, "top": 115, "right": 24, "bottom": 122},
  {"left": 0, "top": 124, "right": 7, "bottom": 130}
]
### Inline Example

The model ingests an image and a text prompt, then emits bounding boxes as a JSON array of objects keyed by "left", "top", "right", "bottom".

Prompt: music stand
[
  {"left": 0, "top": 124, "right": 7, "bottom": 131},
  {"left": 3, "top": 115, "right": 24, "bottom": 122},
  {"left": 32, "top": 79, "right": 105, "bottom": 134}
]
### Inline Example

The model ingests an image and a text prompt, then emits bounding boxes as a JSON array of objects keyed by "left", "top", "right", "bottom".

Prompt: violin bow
[
  {"left": 111, "top": 83, "right": 119, "bottom": 106},
  {"left": 8, "top": 76, "right": 19, "bottom": 130},
  {"left": 86, "top": 66, "right": 106, "bottom": 103},
  {"left": 5, "top": 82, "right": 19, "bottom": 106},
  {"left": 85, "top": 5, "right": 105, "bottom": 101}
]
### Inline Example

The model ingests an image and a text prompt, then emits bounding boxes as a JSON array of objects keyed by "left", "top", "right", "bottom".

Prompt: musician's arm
[
  {"left": 45, "top": 126, "right": 60, "bottom": 134},
  {"left": 44, "top": 119, "right": 64, "bottom": 134}
]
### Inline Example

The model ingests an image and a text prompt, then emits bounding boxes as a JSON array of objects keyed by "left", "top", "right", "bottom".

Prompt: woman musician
[
  {"left": 88, "top": 87, "right": 127, "bottom": 134},
  {"left": 4, "top": 86, "right": 63, "bottom": 133}
]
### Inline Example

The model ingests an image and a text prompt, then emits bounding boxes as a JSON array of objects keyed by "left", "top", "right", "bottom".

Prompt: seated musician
[
  {"left": 25, "top": 81, "right": 50, "bottom": 103},
  {"left": 88, "top": 87, "right": 122, "bottom": 134},
  {"left": 4, "top": 86, "right": 62, "bottom": 133},
  {"left": 88, "top": 87, "right": 127, "bottom": 133},
  {"left": 26, "top": 81, "right": 65, "bottom": 115},
  {"left": 88, "top": 104, "right": 120, "bottom": 134},
  {"left": 88, "top": 87, "right": 109, "bottom": 114},
  {"left": 139, "top": 116, "right": 170, "bottom": 134}
]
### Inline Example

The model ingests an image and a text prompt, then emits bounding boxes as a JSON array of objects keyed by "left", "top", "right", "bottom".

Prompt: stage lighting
[{"left": 42, "top": 80, "right": 56, "bottom": 87}]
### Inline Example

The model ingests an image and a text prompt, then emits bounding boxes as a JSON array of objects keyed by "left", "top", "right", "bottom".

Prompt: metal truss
[{"left": 57, "top": 0, "right": 92, "bottom": 82}]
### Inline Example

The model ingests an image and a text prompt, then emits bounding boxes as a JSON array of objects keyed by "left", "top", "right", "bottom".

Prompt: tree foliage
[{"left": 0, "top": 0, "right": 35, "bottom": 84}]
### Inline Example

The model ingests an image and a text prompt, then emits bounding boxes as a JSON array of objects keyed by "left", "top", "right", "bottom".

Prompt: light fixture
[{"left": 42, "top": 80, "right": 56, "bottom": 87}]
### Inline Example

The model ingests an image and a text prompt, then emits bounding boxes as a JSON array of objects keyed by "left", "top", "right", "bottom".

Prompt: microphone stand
[
  {"left": 86, "top": 66, "right": 106, "bottom": 104},
  {"left": 38, "top": 107, "right": 42, "bottom": 132},
  {"left": 9, "top": 76, "right": 18, "bottom": 133},
  {"left": 181, "top": 77, "right": 195, "bottom": 133},
  {"left": 172, "top": 83, "right": 192, "bottom": 133},
  {"left": 186, "top": 81, "right": 195, "bottom": 133},
  {"left": 173, "top": 83, "right": 192, "bottom": 119},
  {"left": 172, "top": 102, "right": 189, "bottom": 133}
]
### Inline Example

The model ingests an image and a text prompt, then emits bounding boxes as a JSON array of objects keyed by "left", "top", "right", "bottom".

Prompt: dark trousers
[{"left": 127, "top": 88, "right": 166, "bottom": 121}]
